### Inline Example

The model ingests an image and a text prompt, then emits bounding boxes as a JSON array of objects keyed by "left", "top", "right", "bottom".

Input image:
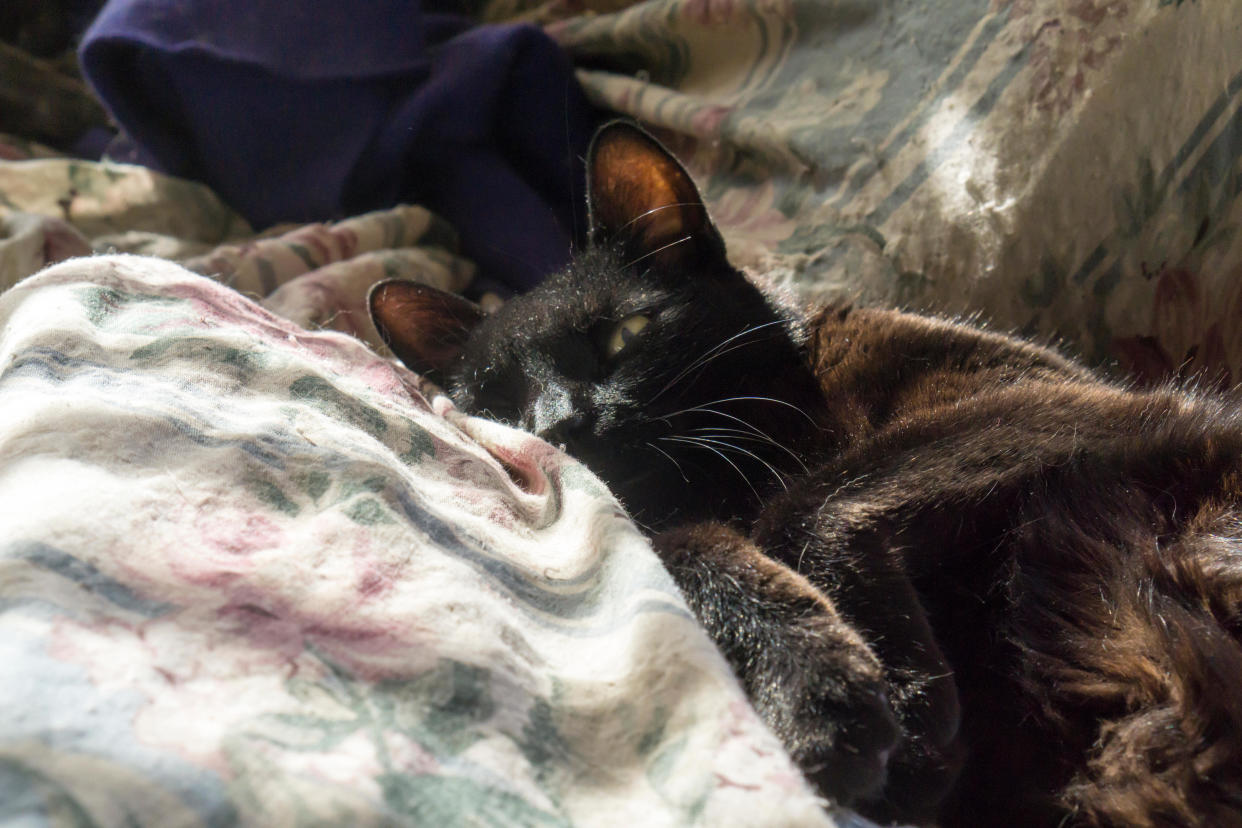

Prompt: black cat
[{"left": 370, "top": 122, "right": 1242, "bottom": 826}]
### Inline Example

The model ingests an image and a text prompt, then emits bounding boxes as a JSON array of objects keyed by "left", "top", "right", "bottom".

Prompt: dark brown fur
[
  {"left": 745, "top": 305, "right": 1242, "bottom": 824},
  {"left": 372, "top": 122, "right": 1242, "bottom": 826}
]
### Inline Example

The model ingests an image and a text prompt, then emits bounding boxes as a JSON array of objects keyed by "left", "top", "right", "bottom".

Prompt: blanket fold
[{"left": 0, "top": 254, "right": 850, "bottom": 828}]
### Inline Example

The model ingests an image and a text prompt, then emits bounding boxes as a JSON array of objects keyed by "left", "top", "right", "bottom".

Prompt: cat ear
[
  {"left": 587, "top": 120, "right": 727, "bottom": 269},
  {"left": 368, "top": 280, "right": 484, "bottom": 377}
]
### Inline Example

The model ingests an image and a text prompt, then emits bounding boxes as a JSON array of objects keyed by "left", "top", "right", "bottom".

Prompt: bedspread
[
  {"left": 532, "top": 0, "right": 1242, "bottom": 386},
  {"left": 5, "top": 3, "right": 1241, "bottom": 823},
  {"left": 0, "top": 143, "right": 476, "bottom": 357},
  {"left": 0, "top": 255, "right": 851, "bottom": 827}
]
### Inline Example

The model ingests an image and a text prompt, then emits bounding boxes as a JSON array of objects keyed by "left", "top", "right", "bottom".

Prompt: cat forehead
[
  {"left": 457, "top": 247, "right": 684, "bottom": 374},
  {"left": 558, "top": 249, "right": 676, "bottom": 309},
  {"left": 510, "top": 264, "right": 672, "bottom": 327}
]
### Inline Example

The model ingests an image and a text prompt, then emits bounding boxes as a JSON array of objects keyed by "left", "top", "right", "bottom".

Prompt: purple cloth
[{"left": 79, "top": 1, "right": 600, "bottom": 292}]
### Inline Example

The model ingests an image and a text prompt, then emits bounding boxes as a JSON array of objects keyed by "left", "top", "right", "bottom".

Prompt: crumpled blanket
[
  {"left": 0, "top": 254, "right": 854, "bottom": 827},
  {"left": 531, "top": 0, "right": 1242, "bottom": 387},
  {"left": 0, "top": 139, "right": 476, "bottom": 355},
  {"left": 79, "top": 0, "right": 601, "bottom": 292}
]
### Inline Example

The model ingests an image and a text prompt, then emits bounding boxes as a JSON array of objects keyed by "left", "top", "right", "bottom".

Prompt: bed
[{"left": 2, "top": 1, "right": 1241, "bottom": 824}]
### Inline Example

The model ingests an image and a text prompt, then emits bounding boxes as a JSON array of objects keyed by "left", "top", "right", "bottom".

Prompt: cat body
[{"left": 371, "top": 122, "right": 1242, "bottom": 826}]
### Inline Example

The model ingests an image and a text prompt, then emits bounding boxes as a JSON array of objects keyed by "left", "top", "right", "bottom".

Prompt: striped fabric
[
  {"left": 542, "top": 0, "right": 1242, "bottom": 384},
  {"left": 0, "top": 255, "right": 847, "bottom": 827}
]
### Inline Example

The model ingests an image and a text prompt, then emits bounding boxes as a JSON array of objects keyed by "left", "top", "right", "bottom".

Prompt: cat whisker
[
  {"left": 645, "top": 441, "right": 691, "bottom": 483},
  {"left": 689, "top": 394, "right": 821, "bottom": 427},
  {"left": 650, "top": 320, "right": 786, "bottom": 404},
  {"left": 669, "top": 320, "right": 784, "bottom": 378},
  {"left": 625, "top": 512, "right": 658, "bottom": 535},
  {"left": 622, "top": 234, "right": 694, "bottom": 269},
  {"left": 667, "top": 434, "right": 790, "bottom": 491},
  {"left": 615, "top": 202, "right": 703, "bottom": 236},
  {"left": 660, "top": 405, "right": 767, "bottom": 435},
  {"left": 685, "top": 426, "right": 810, "bottom": 474},
  {"left": 661, "top": 436, "right": 763, "bottom": 503},
  {"left": 660, "top": 405, "right": 805, "bottom": 467},
  {"left": 795, "top": 540, "right": 811, "bottom": 575},
  {"left": 658, "top": 405, "right": 813, "bottom": 474}
]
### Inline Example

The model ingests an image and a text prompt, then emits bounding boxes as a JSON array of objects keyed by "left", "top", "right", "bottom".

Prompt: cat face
[{"left": 372, "top": 122, "right": 821, "bottom": 528}]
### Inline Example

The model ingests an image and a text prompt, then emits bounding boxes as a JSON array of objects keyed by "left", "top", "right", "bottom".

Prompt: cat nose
[
  {"left": 528, "top": 385, "right": 590, "bottom": 447},
  {"left": 538, "top": 412, "right": 590, "bottom": 448}
]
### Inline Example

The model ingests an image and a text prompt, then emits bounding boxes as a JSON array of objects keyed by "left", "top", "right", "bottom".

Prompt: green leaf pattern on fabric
[
  {"left": 538, "top": 0, "right": 1242, "bottom": 387},
  {"left": 0, "top": 256, "right": 834, "bottom": 827}
]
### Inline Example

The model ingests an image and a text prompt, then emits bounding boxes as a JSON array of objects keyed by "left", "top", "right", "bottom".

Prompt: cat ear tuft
[
  {"left": 587, "top": 120, "right": 726, "bottom": 269},
  {"left": 369, "top": 280, "right": 484, "bottom": 378}
]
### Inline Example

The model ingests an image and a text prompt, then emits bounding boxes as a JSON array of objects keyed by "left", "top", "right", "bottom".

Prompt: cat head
[{"left": 371, "top": 121, "right": 822, "bottom": 529}]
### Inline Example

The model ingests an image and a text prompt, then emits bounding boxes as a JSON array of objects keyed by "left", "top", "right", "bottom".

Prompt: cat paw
[
  {"left": 795, "top": 693, "right": 900, "bottom": 805},
  {"left": 649, "top": 522, "right": 902, "bottom": 804},
  {"left": 758, "top": 625, "right": 902, "bottom": 805}
]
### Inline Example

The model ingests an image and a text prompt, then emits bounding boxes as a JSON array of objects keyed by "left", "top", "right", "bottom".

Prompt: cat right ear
[
  {"left": 587, "top": 120, "right": 728, "bottom": 270},
  {"left": 368, "top": 280, "right": 484, "bottom": 378}
]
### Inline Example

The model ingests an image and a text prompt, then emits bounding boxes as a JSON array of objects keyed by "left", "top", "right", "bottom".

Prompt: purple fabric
[{"left": 79, "top": 1, "right": 600, "bottom": 292}]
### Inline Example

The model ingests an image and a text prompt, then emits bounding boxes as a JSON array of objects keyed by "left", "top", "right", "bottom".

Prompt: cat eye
[{"left": 605, "top": 314, "right": 650, "bottom": 359}]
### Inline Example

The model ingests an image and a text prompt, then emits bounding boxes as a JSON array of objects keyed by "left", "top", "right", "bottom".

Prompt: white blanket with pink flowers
[{"left": 0, "top": 255, "right": 859, "bottom": 827}]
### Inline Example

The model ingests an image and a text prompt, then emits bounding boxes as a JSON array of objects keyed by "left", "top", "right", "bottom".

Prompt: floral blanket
[
  {"left": 0, "top": 142, "right": 475, "bottom": 356},
  {"left": 7, "top": 0, "right": 1242, "bottom": 385},
  {"left": 3, "top": 1, "right": 1242, "bottom": 824},
  {"left": 534, "top": 0, "right": 1242, "bottom": 387},
  {"left": 0, "top": 254, "right": 846, "bottom": 827}
]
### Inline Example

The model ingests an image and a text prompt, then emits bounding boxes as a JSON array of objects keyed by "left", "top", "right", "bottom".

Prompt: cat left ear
[
  {"left": 587, "top": 120, "right": 728, "bottom": 270},
  {"left": 369, "top": 280, "right": 485, "bottom": 378}
]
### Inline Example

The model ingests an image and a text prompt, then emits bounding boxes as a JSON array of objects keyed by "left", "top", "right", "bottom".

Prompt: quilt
[
  {"left": 533, "top": 0, "right": 1242, "bottom": 386},
  {"left": 3, "top": 1, "right": 1242, "bottom": 824},
  {"left": 0, "top": 254, "right": 849, "bottom": 827}
]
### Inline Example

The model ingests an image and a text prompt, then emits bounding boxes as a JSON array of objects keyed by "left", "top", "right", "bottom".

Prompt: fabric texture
[
  {"left": 5, "top": 3, "right": 1242, "bottom": 823},
  {"left": 512, "top": 0, "right": 1242, "bottom": 387},
  {"left": 0, "top": 137, "right": 474, "bottom": 356},
  {"left": 79, "top": 1, "right": 602, "bottom": 292},
  {"left": 0, "top": 254, "right": 853, "bottom": 827}
]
